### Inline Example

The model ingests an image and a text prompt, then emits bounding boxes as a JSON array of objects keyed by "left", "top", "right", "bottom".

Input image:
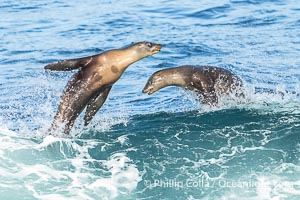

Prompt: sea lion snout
[
  {"left": 142, "top": 72, "right": 164, "bottom": 95},
  {"left": 143, "top": 75, "right": 157, "bottom": 95},
  {"left": 151, "top": 43, "right": 162, "bottom": 53},
  {"left": 142, "top": 85, "right": 154, "bottom": 95},
  {"left": 137, "top": 42, "right": 162, "bottom": 55}
]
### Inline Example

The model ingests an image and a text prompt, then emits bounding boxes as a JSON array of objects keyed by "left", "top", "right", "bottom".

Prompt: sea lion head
[
  {"left": 133, "top": 42, "right": 162, "bottom": 57},
  {"left": 142, "top": 70, "right": 166, "bottom": 95}
]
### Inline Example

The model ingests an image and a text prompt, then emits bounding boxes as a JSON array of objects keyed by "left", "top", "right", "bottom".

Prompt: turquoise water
[{"left": 0, "top": 0, "right": 300, "bottom": 199}]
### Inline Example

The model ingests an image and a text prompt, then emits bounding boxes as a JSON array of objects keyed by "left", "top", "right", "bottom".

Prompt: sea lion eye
[{"left": 146, "top": 42, "right": 153, "bottom": 48}]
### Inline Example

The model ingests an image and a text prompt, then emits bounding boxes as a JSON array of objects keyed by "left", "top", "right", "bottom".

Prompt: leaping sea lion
[
  {"left": 142, "top": 65, "right": 243, "bottom": 105},
  {"left": 45, "top": 42, "right": 162, "bottom": 134}
]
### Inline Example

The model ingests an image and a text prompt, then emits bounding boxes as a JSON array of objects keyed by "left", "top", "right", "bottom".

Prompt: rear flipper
[
  {"left": 47, "top": 119, "right": 75, "bottom": 135},
  {"left": 84, "top": 86, "right": 112, "bottom": 126}
]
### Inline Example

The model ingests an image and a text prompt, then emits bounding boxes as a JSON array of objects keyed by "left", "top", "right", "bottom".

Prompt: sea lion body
[
  {"left": 45, "top": 42, "right": 162, "bottom": 134},
  {"left": 143, "top": 65, "right": 243, "bottom": 104}
]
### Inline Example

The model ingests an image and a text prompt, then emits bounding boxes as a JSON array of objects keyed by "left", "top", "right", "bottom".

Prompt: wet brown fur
[
  {"left": 46, "top": 42, "right": 162, "bottom": 134},
  {"left": 143, "top": 65, "right": 243, "bottom": 105}
]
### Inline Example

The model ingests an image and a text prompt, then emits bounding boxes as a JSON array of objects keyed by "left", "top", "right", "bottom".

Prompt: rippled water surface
[{"left": 0, "top": 0, "right": 300, "bottom": 199}]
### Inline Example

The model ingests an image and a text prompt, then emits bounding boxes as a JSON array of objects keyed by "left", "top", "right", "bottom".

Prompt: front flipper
[
  {"left": 44, "top": 56, "right": 94, "bottom": 71},
  {"left": 84, "top": 86, "right": 112, "bottom": 126}
]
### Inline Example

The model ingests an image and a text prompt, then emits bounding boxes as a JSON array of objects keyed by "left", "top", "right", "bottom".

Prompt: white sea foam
[
  {"left": 89, "top": 153, "right": 141, "bottom": 199},
  {"left": 256, "top": 175, "right": 300, "bottom": 199},
  {"left": 0, "top": 126, "right": 140, "bottom": 200}
]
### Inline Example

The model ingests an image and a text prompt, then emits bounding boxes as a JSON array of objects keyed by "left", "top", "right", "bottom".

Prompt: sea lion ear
[
  {"left": 137, "top": 42, "right": 144, "bottom": 47},
  {"left": 44, "top": 56, "right": 93, "bottom": 71}
]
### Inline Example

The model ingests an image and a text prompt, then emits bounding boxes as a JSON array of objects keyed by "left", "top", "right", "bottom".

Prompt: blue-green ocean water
[{"left": 0, "top": 0, "right": 300, "bottom": 199}]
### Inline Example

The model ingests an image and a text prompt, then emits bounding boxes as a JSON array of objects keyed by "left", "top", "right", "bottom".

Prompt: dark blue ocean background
[{"left": 0, "top": 0, "right": 300, "bottom": 199}]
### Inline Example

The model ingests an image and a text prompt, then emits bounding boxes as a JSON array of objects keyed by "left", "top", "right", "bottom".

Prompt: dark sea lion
[
  {"left": 45, "top": 42, "right": 162, "bottom": 134},
  {"left": 142, "top": 65, "right": 243, "bottom": 105}
]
